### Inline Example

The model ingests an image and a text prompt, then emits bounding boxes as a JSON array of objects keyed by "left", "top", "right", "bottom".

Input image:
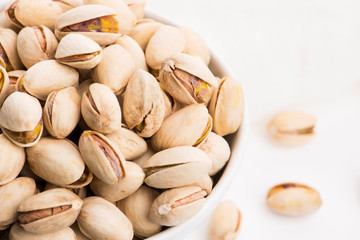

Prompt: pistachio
[
  {"left": 71, "top": 223, "right": 91, "bottom": 240},
  {"left": 53, "top": 0, "right": 83, "bottom": 12},
  {"left": 149, "top": 186, "right": 207, "bottom": 226},
  {"left": 209, "top": 76, "right": 244, "bottom": 136},
  {"left": 266, "top": 183, "right": 322, "bottom": 216},
  {"left": 123, "top": 0, "right": 146, "bottom": 20},
  {"left": 0, "top": 28, "right": 23, "bottom": 71},
  {"left": 18, "top": 188, "right": 83, "bottom": 234},
  {"left": 77, "top": 196, "right": 133, "bottom": 240},
  {"left": 117, "top": 186, "right": 161, "bottom": 238},
  {"left": 0, "top": 66, "right": 9, "bottom": 105},
  {"left": 19, "top": 161, "right": 44, "bottom": 183},
  {"left": 0, "top": 11, "right": 18, "bottom": 32},
  {"left": 78, "top": 79, "right": 93, "bottom": 97},
  {"left": 189, "top": 174, "right": 213, "bottom": 195},
  {"left": 129, "top": 18, "right": 163, "bottom": 51},
  {"left": 146, "top": 25, "right": 186, "bottom": 70},
  {"left": 4, "top": 70, "right": 25, "bottom": 97},
  {"left": 115, "top": 35, "right": 148, "bottom": 71},
  {"left": 161, "top": 86, "right": 183, "bottom": 118},
  {"left": 180, "top": 26, "right": 210, "bottom": 65},
  {"left": 267, "top": 111, "right": 316, "bottom": 145},
  {"left": 79, "top": 130, "right": 127, "bottom": 185},
  {"left": 44, "top": 182, "right": 87, "bottom": 199},
  {"left": 207, "top": 200, "right": 241, "bottom": 240},
  {"left": 10, "top": 223, "right": 77, "bottom": 240}
]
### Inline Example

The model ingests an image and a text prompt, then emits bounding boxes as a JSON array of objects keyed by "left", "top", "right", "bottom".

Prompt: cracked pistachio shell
[
  {"left": 45, "top": 182, "right": 87, "bottom": 200},
  {"left": 209, "top": 77, "right": 244, "bottom": 136},
  {"left": 0, "top": 66, "right": 10, "bottom": 105},
  {"left": 146, "top": 26, "right": 186, "bottom": 70},
  {"left": 105, "top": 127, "right": 147, "bottom": 160},
  {"left": 0, "top": 92, "right": 43, "bottom": 147},
  {"left": 55, "top": 33, "right": 102, "bottom": 69},
  {"left": 133, "top": 144, "right": 155, "bottom": 168},
  {"left": 115, "top": 35, "right": 148, "bottom": 71},
  {"left": 81, "top": 83, "right": 122, "bottom": 133},
  {"left": 123, "top": 0, "right": 145, "bottom": 19},
  {"left": 189, "top": 174, "right": 213, "bottom": 195},
  {"left": 91, "top": 45, "right": 135, "bottom": 95},
  {"left": 0, "top": 28, "right": 23, "bottom": 71},
  {"left": 207, "top": 201, "right": 241, "bottom": 240},
  {"left": 90, "top": 161, "right": 144, "bottom": 202},
  {"left": 149, "top": 186, "right": 207, "bottom": 226},
  {"left": 130, "top": 18, "right": 163, "bottom": 51},
  {"left": 267, "top": 111, "right": 316, "bottom": 145},
  {"left": 18, "top": 188, "right": 83, "bottom": 234},
  {"left": 55, "top": 5, "right": 123, "bottom": 46},
  {"left": 44, "top": 87, "right": 81, "bottom": 139},
  {"left": 199, "top": 132, "right": 230, "bottom": 176},
  {"left": 151, "top": 104, "right": 212, "bottom": 151},
  {"left": 0, "top": 134, "right": 25, "bottom": 185},
  {"left": 266, "top": 183, "right": 322, "bottom": 216},
  {"left": 26, "top": 138, "right": 92, "bottom": 188},
  {"left": 78, "top": 196, "right": 133, "bottom": 240},
  {"left": 0, "top": 177, "right": 36, "bottom": 229},
  {"left": 180, "top": 26, "right": 210, "bottom": 65},
  {"left": 123, "top": 70, "right": 165, "bottom": 138},
  {"left": 79, "top": 130, "right": 127, "bottom": 185},
  {"left": 159, "top": 53, "right": 218, "bottom": 105},
  {"left": 17, "top": 25, "right": 58, "bottom": 69},
  {"left": 23, "top": 60, "right": 79, "bottom": 101},
  {"left": 4, "top": 70, "right": 25, "bottom": 97},
  {"left": 143, "top": 146, "right": 211, "bottom": 189},
  {"left": 117, "top": 185, "right": 161, "bottom": 238},
  {"left": 0, "top": 11, "right": 18, "bottom": 32},
  {"left": 10, "top": 224, "right": 76, "bottom": 240}
]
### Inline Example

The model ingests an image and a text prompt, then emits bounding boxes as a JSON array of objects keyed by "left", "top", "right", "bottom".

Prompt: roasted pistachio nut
[
  {"left": 4, "top": 70, "right": 25, "bottom": 97},
  {"left": 151, "top": 104, "right": 212, "bottom": 151},
  {"left": 143, "top": 146, "right": 211, "bottom": 189},
  {"left": 130, "top": 18, "right": 163, "bottom": 51},
  {"left": 45, "top": 182, "right": 87, "bottom": 199},
  {"left": 17, "top": 25, "right": 58, "bottom": 69},
  {"left": 81, "top": 83, "right": 122, "bottom": 133},
  {"left": 18, "top": 188, "right": 83, "bottom": 234},
  {"left": 146, "top": 25, "right": 186, "bottom": 70},
  {"left": 79, "top": 130, "right": 127, "bottom": 185},
  {"left": 10, "top": 224, "right": 77, "bottom": 240},
  {"left": 199, "top": 132, "right": 230, "bottom": 176},
  {"left": 56, "top": 33, "right": 102, "bottom": 69},
  {"left": 55, "top": 5, "right": 124, "bottom": 46},
  {"left": 26, "top": 138, "right": 92, "bottom": 188},
  {"left": 23, "top": 60, "right": 79, "bottom": 101},
  {"left": 207, "top": 200, "right": 241, "bottom": 240},
  {"left": 159, "top": 53, "right": 218, "bottom": 105},
  {"left": 0, "top": 177, "right": 36, "bottom": 229},
  {"left": 117, "top": 185, "right": 161, "bottom": 238},
  {"left": 91, "top": 44, "right": 135, "bottom": 95},
  {"left": 149, "top": 186, "right": 207, "bottom": 226},
  {"left": 105, "top": 127, "right": 147, "bottom": 160},
  {"left": 0, "top": 92, "right": 43, "bottom": 147},
  {"left": 189, "top": 174, "right": 213, "bottom": 195},
  {"left": 267, "top": 111, "right": 316, "bottom": 145},
  {"left": 0, "top": 134, "right": 25, "bottom": 185},
  {"left": 123, "top": 0, "right": 146, "bottom": 19},
  {"left": 266, "top": 183, "right": 322, "bottom": 216},
  {"left": 0, "top": 66, "right": 9, "bottom": 105},
  {"left": 123, "top": 70, "right": 165, "bottom": 137},
  {"left": 115, "top": 35, "right": 148, "bottom": 71},
  {"left": 0, "top": 28, "right": 23, "bottom": 71},
  {"left": 209, "top": 76, "right": 244, "bottom": 136},
  {"left": 180, "top": 26, "right": 210, "bottom": 65},
  {"left": 77, "top": 196, "right": 134, "bottom": 240},
  {"left": 90, "top": 161, "right": 144, "bottom": 202}
]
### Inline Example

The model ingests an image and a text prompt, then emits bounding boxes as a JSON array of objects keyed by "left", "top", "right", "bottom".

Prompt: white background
[{"left": 147, "top": 0, "right": 360, "bottom": 239}]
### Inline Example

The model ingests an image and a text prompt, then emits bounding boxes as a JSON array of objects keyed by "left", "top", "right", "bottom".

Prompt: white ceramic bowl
[{"left": 0, "top": 1, "right": 249, "bottom": 239}]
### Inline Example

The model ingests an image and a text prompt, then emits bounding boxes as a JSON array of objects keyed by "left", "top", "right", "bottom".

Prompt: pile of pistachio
[{"left": 0, "top": 0, "right": 245, "bottom": 239}]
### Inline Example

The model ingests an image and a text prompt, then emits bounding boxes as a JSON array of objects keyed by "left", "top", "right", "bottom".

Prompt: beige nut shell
[
  {"left": 130, "top": 19, "right": 163, "bottom": 51},
  {"left": 123, "top": 0, "right": 146, "bottom": 19},
  {"left": 0, "top": 66, "right": 10, "bottom": 105},
  {"left": 0, "top": 27, "right": 23, "bottom": 71},
  {"left": 10, "top": 224, "right": 77, "bottom": 240},
  {"left": 115, "top": 35, "right": 148, "bottom": 71}
]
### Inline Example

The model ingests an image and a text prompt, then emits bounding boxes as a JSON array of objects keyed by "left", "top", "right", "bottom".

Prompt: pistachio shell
[
  {"left": 129, "top": 18, "right": 163, "bottom": 51},
  {"left": 10, "top": 224, "right": 76, "bottom": 240},
  {"left": 18, "top": 188, "right": 83, "bottom": 234},
  {"left": 123, "top": 0, "right": 145, "bottom": 19},
  {"left": 180, "top": 26, "right": 210, "bottom": 65},
  {"left": 71, "top": 223, "right": 91, "bottom": 240},
  {"left": 0, "top": 66, "right": 10, "bottom": 105},
  {"left": 19, "top": 161, "right": 44, "bottom": 183},
  {"left": 143, "top": 146, "right": 211, "bottom": 189},
  {"left": 209, "top": 77, "right": 244, "bottom": 136},
  {"left": 0, "top": 177, "right": 36, "bottom": 228},
  {"left": 91, "top": 45, "right": 135, "bottom": 95},
  {"left": 90, "top": 161, "right": 144, "bottom": 202},
  {"left": 56, "top": 33, "right": 102, "bottom": 69},
  {"left": 0, "top": 11, "right": 18, "bottom": 32},
  {"left": 149, "top": 186, "right": 207, "bottom": 226},
  {"left": 105, "top": 127, "right": 147, "bottom": 160},
  {"left": 145, "top": 25, "right": 186, "bottom": 70},
  {"left": 0, "top": 28, "right": 23, "bottom": 71},
  {"left": 44, "top": 183, "right": 87, "bottom": 200},
  {"left": 115, "top": 35, "right": 148, "bottom": 71},
  {"left": 78, "top": 79, "right": 92, "bottom": 97},
  {"left": 81, "top": 83, "right": 122, "bottom": 133},
  {"left": 117, "top": 186, "right": 161, "bottom": 238},
  {"left": 4, "top": 70, "right": 25, "bottom": 97},
  {"left": 189, "top": 174, "right": 213, "bottom": 195},
  {"left": 161, "top": 87, "right": 183, "bottom": 119},
  {"left": 55, "top": 0, "right": 83, "bottom": 11},
  {"left": 77, "top": 196, "right": 133, "bottom": 240}
]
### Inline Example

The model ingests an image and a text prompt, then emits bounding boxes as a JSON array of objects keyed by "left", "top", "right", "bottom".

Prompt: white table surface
[{"left": 146, "top": 0, "right": 360, "bottom": 239}]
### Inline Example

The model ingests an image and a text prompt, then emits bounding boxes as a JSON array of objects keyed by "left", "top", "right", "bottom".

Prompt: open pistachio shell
[
  {"left": 124, "top": 0, "right": 146, "bottom": 20},
  {"left": 45, "top": 182, "right": 87, "bottom": 200},
  {"left": 90, "top": 161, "right": 144, "bottom": 202},
  {"left": 180, "top": 26, "right": 210, "bottom": 65},
  {"left": 129, "top": 18, "right": 163, "bottom": 51},
  {"left": 56, "top": 33, "right": 102, "bottom": 69},
  {"left": 0, "top": 66, "right": 9, "bottom": 105},
  {"left": 10, "top": 224, "right": 77, "bottom": 240},
  {"left": 0, "top": 28, "right": 23, "bottom": 71},
  {"left": 149, "top": 186, "right": 207, "bottom": 226},
  {"left": 0, "top": 177, "right": 36, "bottom": 229},
  {"left": 4, "top": 70, "right": 25, "bottom": 97},
  {"left": 81, "top": 83, "right": 122, "bottom": 133},
  {"left": 115, "top": 35, "right": 148, "bottom": 71},
  {"left": 209, "top": 76, "right": 244, "bottom": 136},
  {"left": 123, "top": 70, "right": 165, "bottom": 137},
  {"left": 18, "top": 188, "right": 83, "bottom": 234},
  {"left": 78, "top": 79, "right": 92, "bottom": 97},
  {"left": 151, "top": 104, "right": 212, "bottom": 151},
  {"left": 77, "top": 196, "right": 133, "bottom": 240},
  {"left": 17, "top": 25, "right": 58, "bottom": 69},
  {"left": 79, "top": 130, "right": 127, "bottom": 185}
]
